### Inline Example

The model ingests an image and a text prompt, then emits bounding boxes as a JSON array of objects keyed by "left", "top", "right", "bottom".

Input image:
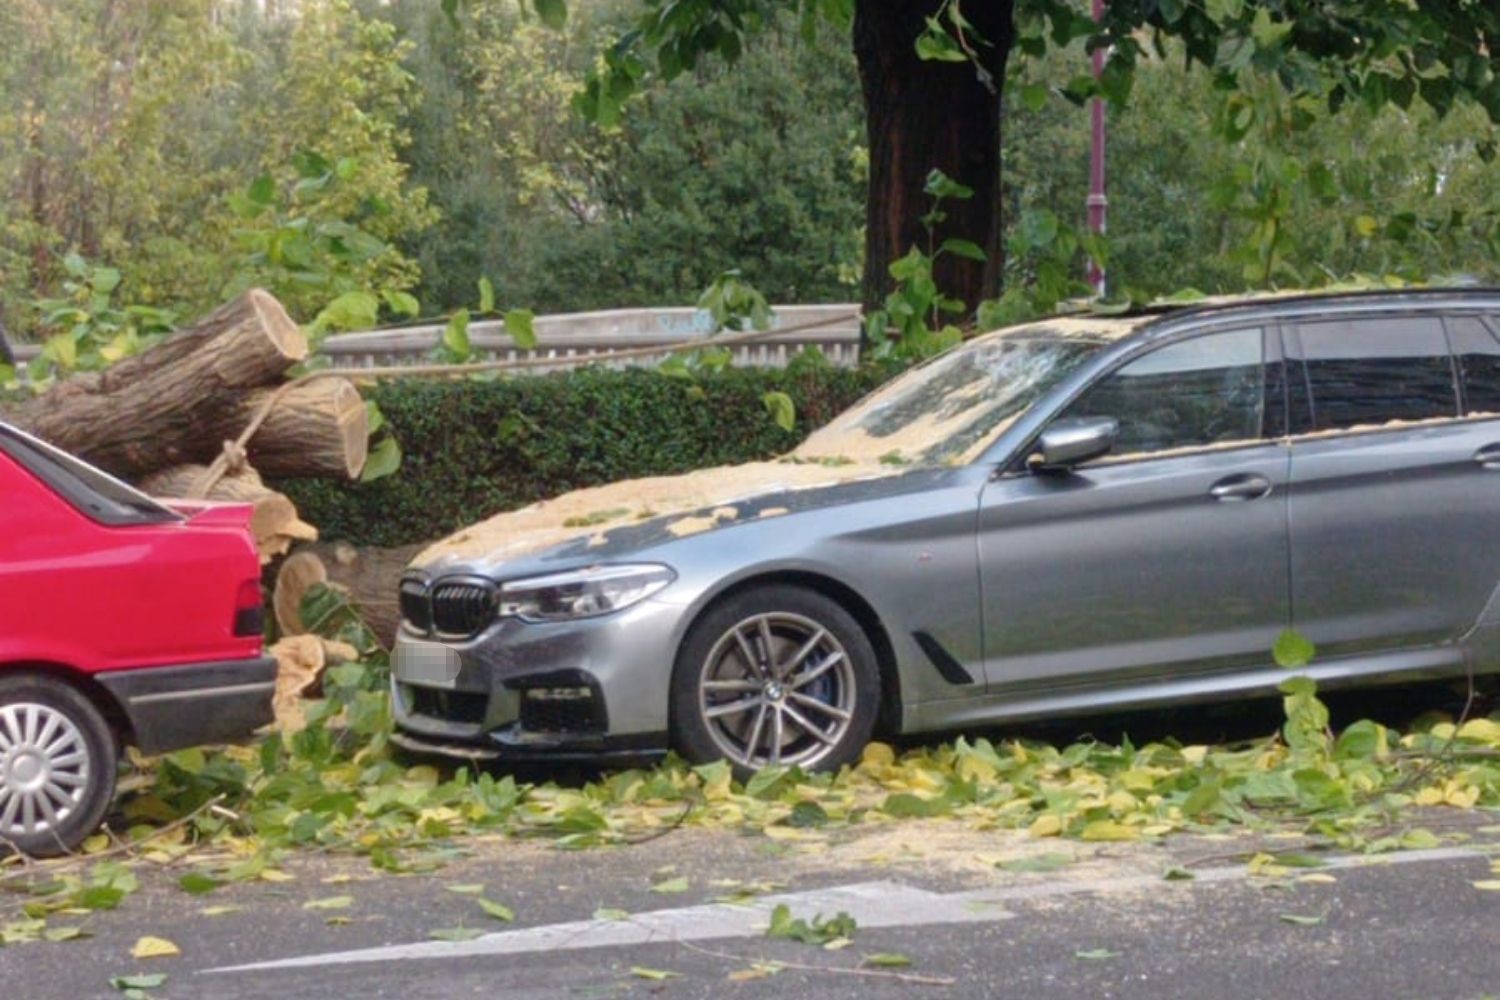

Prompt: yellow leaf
[
  {"left": 1028, "top": 814, "right": 1062, "bottom": 838},
  {"left": 81, "top": 834, "right": 110, "bottom": 854},
  {"left": 199, "top": 906, "right": 241, "bottom": 917},
  {"left": 1456, "top": 719, "right": 1500, "bottom": 745},
  {"left": 1106, "top": 790, "right": 1139, "bottom": 815},
  {"left": 1414, "top": 787, "right": 1444, "bottom": 806},
  {"left": 729, "top": 967, "right": 770, "bottom": 982},
  {"left": 1180, "top": 746, "right": 1208, "bottom": 765},
  {"left": 861, "top": 743, "right": 896, "bottom": 768},
  {"left": 259, "top": 869, "right": 294, "bottom": 883},
  {"left": 1474, "top": 880, "right": 1500, "bottom": 891},
  {"left": 131, "top": 936, "right": 181, "bottom": 959},
  {"left": 1445, "top": 784, "right": 1480, "bottom": 809},
  {"left": 1298, "top": 874, "right": 1337, "bottom": 885},
  {"left": 1079, "top": 820, "right": 1140, "bottom": 842}
]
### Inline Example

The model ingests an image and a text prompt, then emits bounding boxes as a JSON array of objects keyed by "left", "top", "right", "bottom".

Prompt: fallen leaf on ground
[
  {"left": 302, "top": 896, "right": 353, "bottom": 911},
  {"left": 131, "top": 936, "right": 181, "bottom": 959},
  {"left": 631, "top": 967, "right": 679, "bottom": 980}
]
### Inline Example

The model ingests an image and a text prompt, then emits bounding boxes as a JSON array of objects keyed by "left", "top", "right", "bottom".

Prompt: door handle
[
  {"left": 1209, "top": 473, "right": 1272, "bottom": 502},
  {"left": 1474, "top": 444, "right": 1500, "bottom": 470}
]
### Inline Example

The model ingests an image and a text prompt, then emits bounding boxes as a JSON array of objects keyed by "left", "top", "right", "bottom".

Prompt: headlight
[{"left": 498, "top": 564, "right": 675, "bottom": 623}]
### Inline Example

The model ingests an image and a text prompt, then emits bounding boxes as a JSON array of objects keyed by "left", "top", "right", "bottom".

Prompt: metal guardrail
[{"left": 10, "top": 304, "right": 865, "bottom": 372}]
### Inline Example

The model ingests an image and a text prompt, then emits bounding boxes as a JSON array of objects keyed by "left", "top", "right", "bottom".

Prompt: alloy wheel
[
  {"left": 0, "top": 702, "right": 91, "bottom": 839},
  {"left": 697, "top": 611, "right": 858, "bottom": 769}
]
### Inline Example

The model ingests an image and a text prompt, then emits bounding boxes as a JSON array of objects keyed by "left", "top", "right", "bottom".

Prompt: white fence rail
[{"left": 10, "top": 304, "right": 865, "bottom": 373}]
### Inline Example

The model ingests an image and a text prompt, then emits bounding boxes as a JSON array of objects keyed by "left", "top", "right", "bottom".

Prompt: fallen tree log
[
  {"left": 2, "top": 289, "right": 307, "bottom": 478},
  {"left": 269, "top": 633, "right": 359, "bottom": 731},
  {"left": 274, "top": 540, "right": 428, "bottom": 647},
  {"left": 272, "top": 550, "right": 329, "bottom": 636},
  {"left": 223, "top": 377, "right": 369, "bottom": 480},
  {"left": 140, "top": 463, "right": 317, "bottom": 563}
]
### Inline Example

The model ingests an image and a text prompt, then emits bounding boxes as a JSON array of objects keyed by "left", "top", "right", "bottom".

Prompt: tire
[
  {"left": 0, "top": 674, "right": 118, "bottom": 858},
  {"left": 671, "top": 585, "right": 880, "bottom": 779}
]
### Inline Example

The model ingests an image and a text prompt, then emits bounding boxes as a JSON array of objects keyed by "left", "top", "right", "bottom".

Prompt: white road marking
[
  {"left": 208, "top": 880, "right": 996, "bottom": 973},
  {"left": 206, "top": 844, "right": 1490, "bottom": 975}
]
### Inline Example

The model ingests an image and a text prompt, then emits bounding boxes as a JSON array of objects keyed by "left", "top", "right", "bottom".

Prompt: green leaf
[
  {"left": 444, "top": 308, "right": 472, "bottom": 361},
  {"left": 477, "top": 276, "right": 495, "bottom": 315},
  {"left": 1075, "top": 948, "right": 1120, "bottom": 960},
  {"left": 1020, "top": 82, "right": 1049, "bottom": 112},
  {"left": 429, "top": 927, "right": 486, "bottom": 942},
  {"left": 315, "top": 291, "right": 380, "bottom": 334},
  {"left": 110, "top": 974, "right": 168, "bottom": 991},
  {"left": 477, "top": 898, "right": 514, "bottom": 921},
  {"left": 248, "top": 174, "right": 275, "bottom": 206},
  {"left": 533, "top": 0, "right": 566, "bottom": 29},
  {"left": 939, "top": 238, "right": 988, "bottom": 262},
  {"left": 996, "top": 852, "right": 1073, "bottom": 873},
  {"left": 177, "top": 873, "right": 222, "bottom": 896},
  {"left": 382, "top": 290, "right": 420, "bottom": 318},
  {"left": 446, "top": 884, "right": 486, "bottom": 895},
  {"left": 91, "top": 267, "right": 121, "bottom": 293},
  {"left": 360, "top": 434, "right": 402, "bottom": 483},
  {"left": 74, "top": 885, "right": 126, "bottom": 911},
  {"left": 761, "top": 391, "right": 796, "bottom": 431},
  {"left": 1277, "top": 913, "right": 1323, "bottom": 926},
  {"left": 650, "top": 876, "right": 689, "bottom": 894},
  {"left": 630, "top": 967, "right": 680, "bottom": 981},
  {"left": 863, "top": 953, "right": 912, "bottom": 967},
  {"left": 302, "top": 896, "right": 354, "bottom": 911},
  {"left": 1272, "top": 629, "right": 1315, "bottom": 669},
  {"left": 504, "top": 309, "right": 537, "bottom": 350},
  {"left": 593, "top": 907, "right": 630, "bottom": 921}
]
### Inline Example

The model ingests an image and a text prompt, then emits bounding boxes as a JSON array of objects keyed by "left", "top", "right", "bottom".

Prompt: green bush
[{"left": 277, "top": 363, "right": 897, "bottom": 548}]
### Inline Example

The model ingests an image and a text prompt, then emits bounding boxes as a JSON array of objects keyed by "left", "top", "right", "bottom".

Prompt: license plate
[{"left": 394, "top": 641, "right": 462, "bottom": 688}]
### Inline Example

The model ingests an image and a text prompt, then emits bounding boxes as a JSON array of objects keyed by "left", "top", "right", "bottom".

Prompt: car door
[
  {"left": 977, "top": 326, "right": 1291, "bottom": 691},
  {"left": 1285, "top": 312, "right": 1500, "bottom": 657}
]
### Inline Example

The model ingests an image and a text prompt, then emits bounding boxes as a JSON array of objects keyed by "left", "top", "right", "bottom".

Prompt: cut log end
[
  {"left": 238, "top": 376, "right": 369, "bottom": 480},
  {"left": 248, "top": 288, "right": 309, "bottom": 366},
  {"left": 273, "top": 551, "right": 329, "bottom": 636}
]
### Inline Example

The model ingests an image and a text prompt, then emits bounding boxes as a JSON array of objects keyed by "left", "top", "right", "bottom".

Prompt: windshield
[
  {"left": 794, "top": 321, "right": 1126, "bottom": 466},
  {"left": 0, "top": 424, "right": 182, "bottom": 526}
]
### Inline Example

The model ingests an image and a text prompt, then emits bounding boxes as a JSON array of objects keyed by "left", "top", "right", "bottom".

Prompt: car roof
[
  {"left": 1132, "top": 285, "right": 1500, "bottom": 338},
  {"left": 980, "top": 286, "right": 1500, "bottom": 349}
]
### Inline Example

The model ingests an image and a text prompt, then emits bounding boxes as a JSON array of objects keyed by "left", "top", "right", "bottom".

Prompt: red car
[{"left": 0, "top": 422, "right": 274, "bottom": 856}]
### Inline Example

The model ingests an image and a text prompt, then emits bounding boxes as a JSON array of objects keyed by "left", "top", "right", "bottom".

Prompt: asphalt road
[{"left": 4, "top": 810, "right": 1499, "bottom": 1000}]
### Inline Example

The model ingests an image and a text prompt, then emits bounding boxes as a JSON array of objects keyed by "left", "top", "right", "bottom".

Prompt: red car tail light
[{"left": 234, "top": 579, "right": 265, "bottom": 638}]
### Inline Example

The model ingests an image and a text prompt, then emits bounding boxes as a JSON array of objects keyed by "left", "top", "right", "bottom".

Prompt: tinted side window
[
  {"left": 1288, "top": 317, "right": 1456, "bottom": 433},
  {"left": 1449, "top": 316, "right": 1500, "bottom": 416},
  {"left": 1059, "top": 328, "right": 1266, "bottom": 457}
]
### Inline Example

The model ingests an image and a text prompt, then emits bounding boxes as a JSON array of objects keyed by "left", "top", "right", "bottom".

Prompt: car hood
[{"left": 411, "top": 459, "right": 949, "bottom": 574}]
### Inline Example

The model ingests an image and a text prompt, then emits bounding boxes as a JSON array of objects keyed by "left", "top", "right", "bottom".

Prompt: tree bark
[
  {"left": 221, "top": 377, "right": 369, "bottom": 480},
  {"left": 276, "top": 541, "right": 428, "bottom": 648},
  {"left": 853, "top": 0, "right": 1014, "bottom": 322},
  {"left": 2, "top": 290, "right": 307, "bottom": 477}
]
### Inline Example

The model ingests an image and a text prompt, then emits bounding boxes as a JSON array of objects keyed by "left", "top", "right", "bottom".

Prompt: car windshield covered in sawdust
[{"left": 393, "top": 289, "right": 1500, "bottom": 776}]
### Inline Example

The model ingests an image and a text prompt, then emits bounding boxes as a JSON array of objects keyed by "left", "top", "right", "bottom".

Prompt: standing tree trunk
[{"left": 853, "top": 0, "right": 1015, "bottom": 323}]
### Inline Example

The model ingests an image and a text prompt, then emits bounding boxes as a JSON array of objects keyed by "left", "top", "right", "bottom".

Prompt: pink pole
[{"left": 1087, "top": 0, "right": 1108, "bottom": 297}]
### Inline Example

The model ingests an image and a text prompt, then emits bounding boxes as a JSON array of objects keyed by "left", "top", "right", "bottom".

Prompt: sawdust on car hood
[{"left": 413, "top": 315, "right": 1142, "bottom": 570}]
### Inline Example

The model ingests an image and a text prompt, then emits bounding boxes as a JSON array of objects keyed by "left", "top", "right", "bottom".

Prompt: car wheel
[
  {"left": 671, "top": 585, "right": 880, "bottom": 778},
  {"left": 0, "top": 675, "right": 118, "bottom": 858}
]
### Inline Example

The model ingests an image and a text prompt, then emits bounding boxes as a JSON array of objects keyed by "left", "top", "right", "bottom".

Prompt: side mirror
[{"left": 1032, "top": 416, "right": 1118, "bottom": 471}]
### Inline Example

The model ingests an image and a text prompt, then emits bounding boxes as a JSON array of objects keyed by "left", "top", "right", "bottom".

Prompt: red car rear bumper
[{"left": 96, "top": 656, "right": 277, "bottom": 755}]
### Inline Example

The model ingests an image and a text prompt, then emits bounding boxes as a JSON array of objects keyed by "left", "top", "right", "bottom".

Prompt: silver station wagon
[{"left": 392, "top": 289, "right": 1500, "bottom": 775}]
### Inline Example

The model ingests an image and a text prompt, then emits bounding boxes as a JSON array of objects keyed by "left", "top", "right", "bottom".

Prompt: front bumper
[
  {"left": 390, "top": 598, "right": 680, "bottom": 760},
  {"left": 97, "top": 656, "right": 277, "bottom": 755}
]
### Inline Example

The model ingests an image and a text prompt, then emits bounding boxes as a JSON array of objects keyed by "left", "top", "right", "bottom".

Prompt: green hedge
[{"left": 277, "top": 364, "right": 898, "bottom": 548}]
